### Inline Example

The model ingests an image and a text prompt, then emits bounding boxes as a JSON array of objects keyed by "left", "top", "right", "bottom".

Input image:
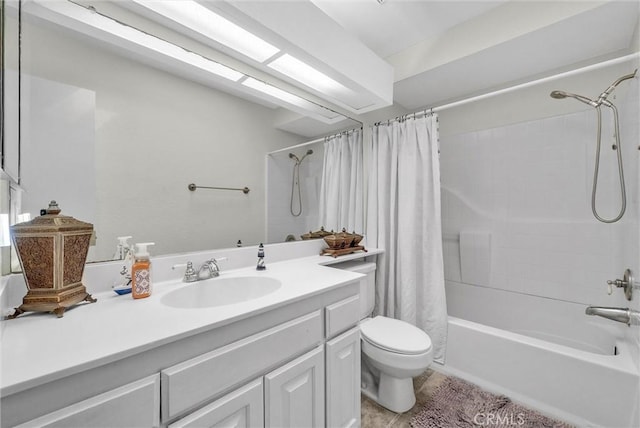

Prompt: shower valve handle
[
  {"left": 606, "top": 269, "right": 633, "bottom": 301},
  {"left": 607, "top": 278, "right": 628, "bottom": 288}
]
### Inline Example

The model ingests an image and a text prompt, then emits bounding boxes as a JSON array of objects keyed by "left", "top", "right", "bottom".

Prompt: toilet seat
[{"left": 360, "top": 316, "right": 432, "bottom": 355}]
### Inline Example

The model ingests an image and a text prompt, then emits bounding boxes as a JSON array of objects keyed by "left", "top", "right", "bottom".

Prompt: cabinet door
[
  {"left": 15, "top": 374, "right": 160, "bottom": 428},
  {"left": 326, "top": 327, "right": 361, "bottom": 428},
  {"left": 265, "top": 345, "right": 324, "bottom": 428},
  {"left": 169, "top": 378, "right": 263, "bottom": 428}
]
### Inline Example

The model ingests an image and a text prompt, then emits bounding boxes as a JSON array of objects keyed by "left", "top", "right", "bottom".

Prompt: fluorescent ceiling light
[
  {"left": 268, "top": 54, "right": 355, "bottom": 98},
  {"left": 131, "top": 0, "right": 279, "bottom": 63},
  {"left": 242, "top": 78, "right": 342, "bottom": 122},
  {"left": 34, "top": 0, "right": 244, "bottom": 82},
  {"left": 176, "top": 49, "right": 244, "bottom": 82}
]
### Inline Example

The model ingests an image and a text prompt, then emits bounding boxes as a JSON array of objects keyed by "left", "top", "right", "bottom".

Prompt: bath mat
[{"left": 411, "top": 376, "right": 573, "bottom": 428}]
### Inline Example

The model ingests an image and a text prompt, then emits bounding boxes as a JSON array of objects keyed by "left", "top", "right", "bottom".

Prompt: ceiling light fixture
[
  {"left": 27, "top": 0, "right": 348, "bottom": 124},
  {"left": 268, "top": 54, "right": 353, "bottom": 97},
  {"left": 35, "top": 0, "right": 245, "bottom": 82},
  {"left": 130, "top": 0, "right": 280, "bottom": 63}
]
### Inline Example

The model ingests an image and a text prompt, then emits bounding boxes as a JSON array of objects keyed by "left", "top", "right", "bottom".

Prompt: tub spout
[{"left": 585, "top": 306, "right": 640, "bottom": 326}]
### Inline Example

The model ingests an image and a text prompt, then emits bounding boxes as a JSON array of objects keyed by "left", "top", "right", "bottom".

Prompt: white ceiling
[
  {"left": 311, "top": 0, "right": 639, "bottom": 112},
  {"left": 311, "top": 0, "right": 509, "bottom": 58},
  {"left": 22, "top": 0, "right": 639, "bottom": 137}
]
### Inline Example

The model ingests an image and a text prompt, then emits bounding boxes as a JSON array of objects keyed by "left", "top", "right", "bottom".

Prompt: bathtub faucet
[{"left": 585, "top": 306, "right": 640, "bottom": 326}]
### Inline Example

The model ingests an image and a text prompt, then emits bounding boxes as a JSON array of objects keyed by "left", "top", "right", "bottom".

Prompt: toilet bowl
[
  {"left": 333, "top": 261, "right": 433, "bottom": 413},
  {"left": 360, "top": 316, "right": 432, "bottom": 412}
]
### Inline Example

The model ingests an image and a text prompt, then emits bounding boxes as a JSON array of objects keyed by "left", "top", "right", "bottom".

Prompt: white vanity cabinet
[
  {"left": 324, "top": 294, "right": 362, "bottom": 428},
  {"left": 168, "top": 378, "right": 264, "bottom": 428},
  {"left": 265, "top": 345, "right": 325, "bottom": 427},
  {"left": 325, "top": 327, "right": 361, "bottom": 428},
  {"left": 1, "top": 272, "right": 364, "bottom": 428},
  {"left": 14, "top": 374, "right": 160, "bottom": 428},
  {"left": 160, "top": 310, "right": 324, "bottom": 425},
  {"left": 169, "top": 345, "right": 326, "bottom": 428}
]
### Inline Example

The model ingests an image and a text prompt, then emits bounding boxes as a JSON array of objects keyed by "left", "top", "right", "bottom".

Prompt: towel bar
[{"left": 188, "top": 183, "right": 250, "bottom": 194}]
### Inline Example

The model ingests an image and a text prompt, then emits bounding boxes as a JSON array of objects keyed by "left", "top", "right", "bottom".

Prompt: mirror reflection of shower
[
  {"left": 550, "top": 69, "right": 637, "bottom": 223},
  {"left": 289, "top": 150, "right": 313, "bottom": 217}
]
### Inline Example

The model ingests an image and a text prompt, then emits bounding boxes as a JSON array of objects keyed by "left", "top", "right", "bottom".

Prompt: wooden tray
[{"left": 321, "top": 245, "right": 367, "bottom": 258}]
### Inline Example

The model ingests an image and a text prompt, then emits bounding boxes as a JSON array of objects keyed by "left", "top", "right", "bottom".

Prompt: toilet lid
[{"left": 360, "top": 316, "right": 432, "bottom": 355}]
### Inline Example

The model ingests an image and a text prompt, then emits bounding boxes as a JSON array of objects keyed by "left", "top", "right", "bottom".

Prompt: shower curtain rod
[
  {"left": 268, "top": 137, "right": 324, "bottom": 155},
  {"left": 431, "top": 52, "right": 639, "bottom": 113},
  {"left": 268, "top": 127, "right": 362, "bottom": 155}
]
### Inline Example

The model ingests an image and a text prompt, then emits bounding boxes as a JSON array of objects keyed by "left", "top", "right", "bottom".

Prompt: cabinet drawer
[
  {"left": 15, "top": 374, "right": 160, "bottom": 428},
  {"left": 162, "top": 310, "right": 323, "bottom": 420},
  {"left": 169, "top": 378, "right": 263, "bottom": 428},
  {"left": 325, "top": 294, "right": 360, "bottom": 338}
]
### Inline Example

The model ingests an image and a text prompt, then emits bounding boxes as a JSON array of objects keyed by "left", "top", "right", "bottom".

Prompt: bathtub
[{"left": 439, "top": 280, "right": 640, "bottom": 427}]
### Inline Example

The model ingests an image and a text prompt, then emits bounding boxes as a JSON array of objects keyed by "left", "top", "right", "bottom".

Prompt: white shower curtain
[
  {"left": 366, "top": 114, "right": 448, "bottom": 363},
  {"left": 319, "top": 129, "right": 364, "bottom": 233}
]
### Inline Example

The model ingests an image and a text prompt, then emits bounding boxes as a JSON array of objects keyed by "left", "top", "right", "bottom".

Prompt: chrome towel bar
[{"left": 188, "top": 183, "right": 250, "bottom": 194}]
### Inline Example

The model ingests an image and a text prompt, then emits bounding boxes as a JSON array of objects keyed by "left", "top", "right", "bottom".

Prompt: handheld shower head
[
  {"left": 288, "top": 153, "right": 300, "bottom": 162},
  {"left": 306, "top": 149, "right": 313, "bottom": 155},
  {"left": 549, "top": 90, "right": 597, "bottom": 107},
  {"left": 550, "top": 90, "right": 569, "bottom": 99}
]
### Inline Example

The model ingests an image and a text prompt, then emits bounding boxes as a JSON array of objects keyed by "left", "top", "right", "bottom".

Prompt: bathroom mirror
[
  {"left": 10, "top": 1, "right": 359, "bottom": 263},
  {"left": 1, "top": 0, "right": 20, "bottom": 183}
]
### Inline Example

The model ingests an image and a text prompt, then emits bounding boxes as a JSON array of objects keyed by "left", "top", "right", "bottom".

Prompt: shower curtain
[
  {"left": 319, "top": 129, "right": 364, "bottom": 233},
  {"left": 366, "top": 114, "right": 447, "bottom": 363}
]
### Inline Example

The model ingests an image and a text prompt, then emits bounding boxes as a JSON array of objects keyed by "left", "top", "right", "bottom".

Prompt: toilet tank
[{"left": 331, "top": 261, "right": 376, "bottom": 319}]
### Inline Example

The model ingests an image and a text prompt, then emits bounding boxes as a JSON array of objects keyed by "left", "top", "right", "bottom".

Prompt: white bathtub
[{"left": 440, "top": 280, "right": 640, "bottom": 427}]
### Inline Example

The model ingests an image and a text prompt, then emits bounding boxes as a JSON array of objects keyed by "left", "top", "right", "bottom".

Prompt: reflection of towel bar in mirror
[{"left": 188, "top": 183, "right": 250, "bottom": 194}]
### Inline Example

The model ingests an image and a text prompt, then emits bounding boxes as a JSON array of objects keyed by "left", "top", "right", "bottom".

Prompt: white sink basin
[{"left": 161, "top": 276, "right": 282, "bottom": 309}]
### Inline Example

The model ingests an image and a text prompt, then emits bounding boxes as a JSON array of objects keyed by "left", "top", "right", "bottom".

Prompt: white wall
[
  {"left": 20, "top": 75, "right": 96, "bottom": 239},
  {"left": 440, "top": 72, "right": 639, "bottom": 310},
  {"left": 19, "top": 20, "right": 302, "bottom": 260},
  {"left": 266, "top": 141, "right": 324, "bottom": 243}
]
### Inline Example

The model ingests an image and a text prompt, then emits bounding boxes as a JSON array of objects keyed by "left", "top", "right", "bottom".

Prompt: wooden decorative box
[{"left": 7, "top": 201, "right": 96, "bottom": 319}]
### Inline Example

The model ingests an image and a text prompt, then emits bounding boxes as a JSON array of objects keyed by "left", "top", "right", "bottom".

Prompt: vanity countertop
[{"left": 0, "top": 249, "right": 381, "bottom": 397}]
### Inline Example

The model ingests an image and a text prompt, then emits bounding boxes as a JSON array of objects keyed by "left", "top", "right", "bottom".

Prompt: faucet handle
[
  {"left": 184, "top": 262, "right": 198, "bottom": 282},
  {"left": 207, "top": 258, "right": 224, "bottom": 277},
  {"left": 606, "top": 268, "right": 634, "bottom": 301},
  {"left": 172, "top": 261, "right": 198, "bottom": 282}
]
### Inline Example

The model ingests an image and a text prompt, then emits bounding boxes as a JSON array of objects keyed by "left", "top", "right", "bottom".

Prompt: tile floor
[{"left": 360, "top": 368, "right": 448, "bottom": 428}]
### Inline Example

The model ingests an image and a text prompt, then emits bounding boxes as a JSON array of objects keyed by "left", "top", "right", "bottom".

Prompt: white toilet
[{"left": 335, "top": 261, "right": 433, "bottom": 413}]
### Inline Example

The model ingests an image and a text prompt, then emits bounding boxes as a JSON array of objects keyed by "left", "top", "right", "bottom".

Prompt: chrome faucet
[
  {"left": 585, "top": 306, "right": 640, "bottom": 326},
  {"left": 198, "top": 259, "right": 221, "bottom": 280},
  {"left": 172, "top": 258, "right": 225, "bottom": 283}
]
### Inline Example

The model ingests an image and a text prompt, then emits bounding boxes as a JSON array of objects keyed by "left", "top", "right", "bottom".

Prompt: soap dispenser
[
  {"left": 256, "top": 243, "right": 266, "bottom": 271},
  {"left": 113, "top": 236, "right": 133, "bottom": 260},
  {"left": 132, "top": 242, "right": 155, "bottom": 299}
]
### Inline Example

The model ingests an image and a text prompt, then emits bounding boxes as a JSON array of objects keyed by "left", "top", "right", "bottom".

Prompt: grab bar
[{"left": 188, "top": 183, "right": 250, "bottom": 194}]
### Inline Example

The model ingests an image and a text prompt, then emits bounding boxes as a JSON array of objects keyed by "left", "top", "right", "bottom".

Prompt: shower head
[
  {"left": 550, "top": 90, "right": 569, "bottom": 99},
  {"left": 289, "top": 149, "right": 313, "bottom": 165},
  {"left": 549, "top": 90, "right": 597, "bottom": 107},
  {"left": 300, "top": 149, "right": 313, "bottom": 162}
]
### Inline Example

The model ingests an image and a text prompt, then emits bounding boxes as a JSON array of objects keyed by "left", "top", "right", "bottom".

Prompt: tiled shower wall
[
  {"left": 440, "top": 79, "right": 639, "bottom": 309},
  {"left": 266, "top": 142, "right": 324, "bottom": 244}
]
